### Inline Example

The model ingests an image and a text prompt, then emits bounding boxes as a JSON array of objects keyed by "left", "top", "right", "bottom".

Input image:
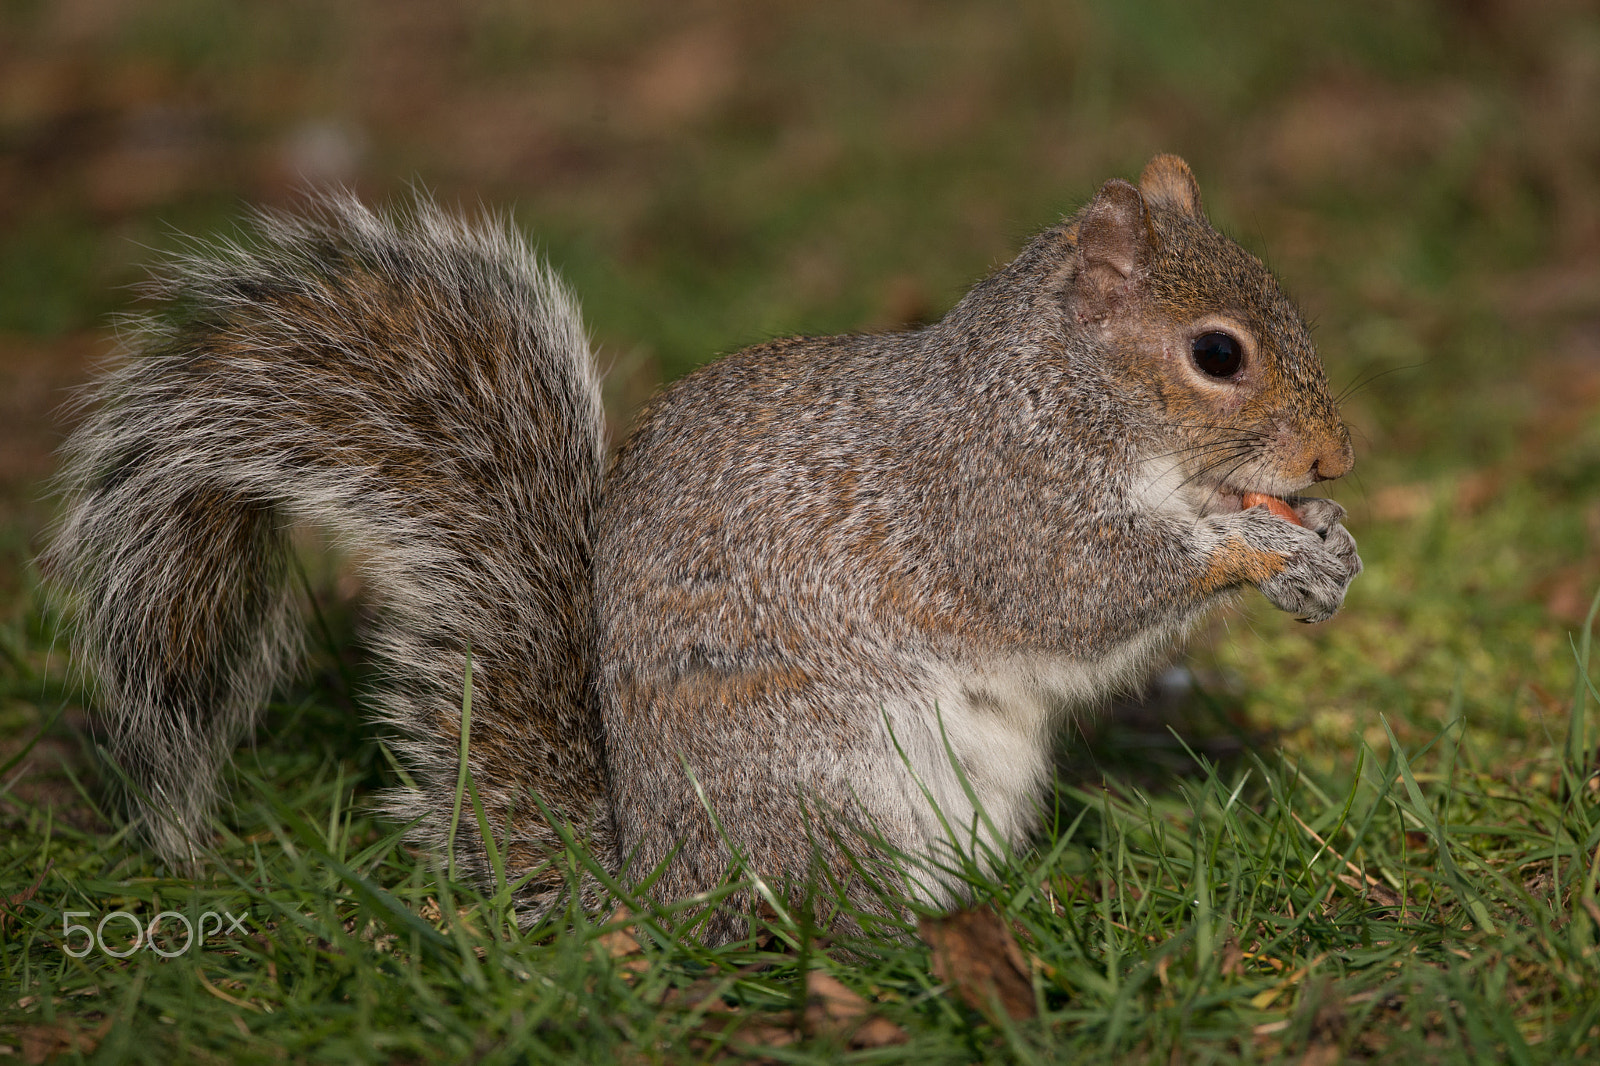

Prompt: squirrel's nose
[{"left": 1310, "top": 439, "right": 1354, "bottom": 482}]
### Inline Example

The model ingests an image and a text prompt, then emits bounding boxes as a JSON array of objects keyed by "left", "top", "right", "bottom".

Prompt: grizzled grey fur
[{"left": 47, "top": 157, "right": 1360, "bottom": 942}]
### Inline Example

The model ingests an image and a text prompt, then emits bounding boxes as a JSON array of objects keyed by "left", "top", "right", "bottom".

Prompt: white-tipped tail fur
[{"left": 46, "top": 194, "right": 613, "bottom": 907}]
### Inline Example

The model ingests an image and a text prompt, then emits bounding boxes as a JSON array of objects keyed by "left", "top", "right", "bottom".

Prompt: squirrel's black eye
[{"left": 1191, "top": 331, "right": 1244, "bottom": 378}]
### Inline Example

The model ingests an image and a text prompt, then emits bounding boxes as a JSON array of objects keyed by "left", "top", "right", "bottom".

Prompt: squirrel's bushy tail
[{"left": 45, "top": 195, "right": 612, "bottom": 907}]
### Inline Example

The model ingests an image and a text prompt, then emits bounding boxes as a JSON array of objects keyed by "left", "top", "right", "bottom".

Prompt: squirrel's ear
[
  {"left": 1073, "top": 178, "right": 1153, "bottom": 315},
  {"left": 1138, "top": 154, "right": 1203, "bottom": 218}
]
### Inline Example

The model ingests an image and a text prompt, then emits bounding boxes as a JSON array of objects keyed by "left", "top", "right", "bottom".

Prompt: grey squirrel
[{"left": 45, "top": 155, "right": 1360, "bottom": 941}]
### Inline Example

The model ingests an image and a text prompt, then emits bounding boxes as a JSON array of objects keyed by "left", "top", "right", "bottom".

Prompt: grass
[
  {"left": 3, "top": 0, "right": 1600, "bottom": 1061},
  {"left": 1, "top": 591, "right": 1597, "bottom": 1062}
]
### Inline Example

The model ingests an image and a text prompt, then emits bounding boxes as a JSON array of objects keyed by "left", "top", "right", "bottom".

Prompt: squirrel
[{"left": 45, "top": 155, "right": 1360, "bottom": 942}]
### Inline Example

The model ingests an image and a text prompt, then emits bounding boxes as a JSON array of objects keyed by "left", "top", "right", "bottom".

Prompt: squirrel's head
[{"left": 1062, "top": 154, "right": 1353, "bottom": 506}]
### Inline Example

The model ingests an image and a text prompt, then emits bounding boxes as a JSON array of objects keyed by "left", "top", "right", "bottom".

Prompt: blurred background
[{"left": 2, "top": 0, "right": 1598, "bottom": 770}]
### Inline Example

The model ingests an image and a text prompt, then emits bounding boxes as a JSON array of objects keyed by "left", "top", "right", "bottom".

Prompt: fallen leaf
[
  {"left": 1252, "top": 987, "right": 1286, "bottom": 1011},
  {"left": 1543, "top": 566, "right": 1598, "bottom": 625},
  {"left": 727, "top": 1018, "right": 799, "bottom": 1051},
  {"left": 1300, "top": 1042, "right": 1342, "bottom": 1066},
  {"left": 1248, "top": 953, "right": 1329, "bottom": 1011},
  {"left": 20, "top": 1019, "right": 112, "bottom": 1064},
  {"left": 919, "top": 906, "right": 1036, "bottom": 1022},
  {"left": 688, "top": 1003, "right": 798, "bottom": 1056},
  {"left": 748, "top": 898, "right": 785, "bottom": 950},
  {"left": 0, "top": 860, "right": 50, "bottom": 933},
  {"left": 805, "top": 970, "right": 866, "bottom": 1025},
  {"left": 597, "top": 907, "right": 643, "bottom": 958},
  {"left": 804, "top": 969, "right": 909, "bottom": 1047},
  {"left": 1527, "top": 682, "right": 1565, "bottom": 715},
  {"left": 594, "top": 907, "right": 649, "bottom": 980},
  {"left": 1453, "top": 472, "right": 1499, "bottom": 517},
  {"left": 1336, "top": 873, "right": 1403, "bottom": 910},
  {"left": 849, "top": 1013, "right": 911, "bottom": 1049}
]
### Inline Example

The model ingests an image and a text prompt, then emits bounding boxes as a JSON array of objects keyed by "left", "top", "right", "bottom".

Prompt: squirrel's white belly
[{"left": 883, "top": 620, "right": 1198, "bottom": 881}]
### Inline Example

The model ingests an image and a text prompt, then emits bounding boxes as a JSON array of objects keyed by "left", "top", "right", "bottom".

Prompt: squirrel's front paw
[
  {"left": 1289, "top": 497, "right": 1346, "bottom": 537},
  {"left": 1255, "top": 503, "right": 1362, "bottom": 623}
]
